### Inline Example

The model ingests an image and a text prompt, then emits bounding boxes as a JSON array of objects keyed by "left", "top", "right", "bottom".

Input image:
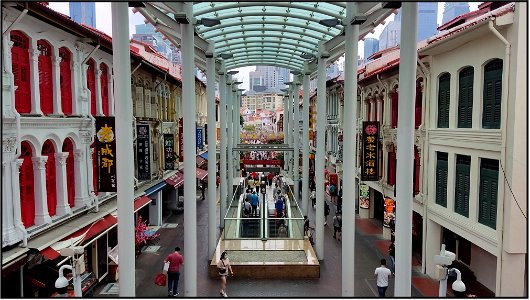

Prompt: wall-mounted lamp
[
  {"left": 319, "top": 18, "right": 342, "bottom": 27},
  {"left": 197, "top": 18, "right": 221, "bottom": 27}
]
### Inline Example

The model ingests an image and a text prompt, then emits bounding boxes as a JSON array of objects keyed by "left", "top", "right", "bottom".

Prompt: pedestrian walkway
[{"left": 98, "top": 183, "right": 446, "bottom": 297}]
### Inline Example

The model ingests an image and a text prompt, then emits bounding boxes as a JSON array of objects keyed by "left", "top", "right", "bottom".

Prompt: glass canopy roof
[{"left": 136, "top": 2, "right": 396, "bottom": 72}]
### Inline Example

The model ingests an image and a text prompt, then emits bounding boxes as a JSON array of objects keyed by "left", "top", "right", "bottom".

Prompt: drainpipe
[
  {"left": 488, "top": 19, "right": 510, "bottom": 296},
  {"left": 2, "top": 8, "right": 28, "bottom": 36}
]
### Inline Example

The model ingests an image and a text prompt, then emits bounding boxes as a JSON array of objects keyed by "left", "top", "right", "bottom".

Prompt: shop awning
[
  {"left": 196, "top": 155, "right": 207, "bottom": 168},
  {"left": 134, "top": 195, "right": 151, "bottom": 213},
  {"left": 41, "top": 214, "right": 117, "bottom": 261},
  {"left": 199, "top": 152, "right": 208, "bottom": 160},
  {"left": 144, "top": 181, "right": 167, "bottom": 196},
  {"left": 166, "top": 171, "right": 184, "bottom": 189},
  {"left": 196, "top": 168, "right": 208, "bottom": 181}
]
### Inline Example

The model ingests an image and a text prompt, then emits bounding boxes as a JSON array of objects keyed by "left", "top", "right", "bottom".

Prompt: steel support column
[
  {"left": 342, "top": 2, "right": 359, "bottom": 296},
  {"left": 293, "top": 80, "right": 300, "bottom": 203},
  {"left": 302, "top": 70, "right": 310, "bottom": 216},
  {"left": 111, "top": 3, "right": 135, "bottom": 296},
  {"left": 226, "top": 79, "right": 234, "bottom": 199},
  {"left": 219, "top": 65, "right": 228, "bottom": 229},
  {"left": 206, "top": 41, "right": 217, "bottom": 259},
  {"left": 283, "top": 94, "right": 289, "bottom": 172},
  {"left": 181, "top": 2, "right": 197, "bottom": 295},
  {"left": 232, "top": 87, "right": 239, "bottom": 178},
  {"left": 395, "top": 2, "right": 417, "bottom": 297},
  {"left": 315, "top": 49, "right": 326, "bottom": 260}
]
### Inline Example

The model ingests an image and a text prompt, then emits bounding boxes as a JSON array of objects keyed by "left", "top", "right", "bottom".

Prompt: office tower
[
  {"left": 442, "top": 2, "right": 470, "bottom": 25},
  {"left": 133, "top": 24, "right": 181, "bottom": 64},
  {"left": 326, "top": 63, "right": 341, "bottom": 79},
  {"left": 69, "top": 2, "right": 95, "bottom": 27},
  {"left": 249, "top": 66, "right": 290, "bottom": 92},
  {"left": 364, "top": 38, "right": 380, "bottom": 61}
]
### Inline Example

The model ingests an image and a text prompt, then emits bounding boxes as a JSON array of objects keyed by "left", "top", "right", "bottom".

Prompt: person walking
[
  {"left": 164, "top": 247, "right": 184, "bottom": 297},
  {"left": 217, "top": 251, "right": 234, "bottom": 297},
  {"left": 332, "top": 211, "right": 342, "bottom": 240},
  {"left": 388, "top": 239, "right": 395, "bottom": 275},
  {"left": 250, "top": 191, "right": 259, "bottom": 217},
  {"left": 374, "top": 258, "right": 392, "bottom": 297},
  {"left": 324, "top": 201, "right": 330, "bottom": 226}
]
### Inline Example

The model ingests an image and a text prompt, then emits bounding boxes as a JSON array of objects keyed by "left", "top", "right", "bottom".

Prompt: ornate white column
[
  {"left": 377, "top": 95, "right": 384, "bottom": 124},
  {"left": 76, "top": 130, "right": 92, "bottom": 207},
  {"left": 32, "top": 156, "right": 52, "bottom": 225},
  {"left": 108, "top": 73, "right": 115, "bottom": 116},
  {"left": 2, "top": 142, "right": 18, "bottom": 244},
  {"left": 52, "top": 51, "right": 63, "bottom": 115},
  {"left": 12, "top": 159, "right": 26, "bottom": 230},
  {"left": 72, "top": 44, "right": 83, "bottom": 115},
  {"left": 29, "top": 46, "right": 43, "bottom": 115},
  {"left": 54, "top": 152, "right": 72, "bottom": 216},
  {"left": 95, "top": 67, "right": 103, "bottom": 115}
]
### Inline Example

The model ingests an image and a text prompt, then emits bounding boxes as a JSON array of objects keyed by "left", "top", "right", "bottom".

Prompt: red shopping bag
[{"left": 154, "top": 273, "right": 167, "bottom": 286}]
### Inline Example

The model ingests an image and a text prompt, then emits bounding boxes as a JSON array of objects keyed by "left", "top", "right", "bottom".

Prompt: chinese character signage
[
  {"left": 178, "top": 118, "right": 183, "bottom": 162},
  {"left": 383, "top": 197, "right": 395, "bottom": 228},
  {"left": 359, "top": 183, "right": 369, "bottom": 209},
  {"left": 164, "top": 134, "right": 175, "bottom": 170},
  {"left": 95, "top": 117, "right": 117, "bottom": 192},
  {"left": 361, "top": 121, "right": 380, "bottom": 181},
  {"left": 196, "top": 127, "right": 203, "bottom": 150},
  {"left": 136, "top": 124, "right": 151, "bottom": 181}
]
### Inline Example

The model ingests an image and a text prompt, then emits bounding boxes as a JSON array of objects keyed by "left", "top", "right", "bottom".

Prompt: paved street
[{"left": 123, "top": 184, "right": 435, "bottom": 298}]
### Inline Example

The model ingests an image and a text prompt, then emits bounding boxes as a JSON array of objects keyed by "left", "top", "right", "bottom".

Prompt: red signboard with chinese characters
[
  {"left": 361, "top": 121, "right": 380, "bottom": 181},
  {"left": 95, "top": 117, "right": 117, "bottom": 192}
]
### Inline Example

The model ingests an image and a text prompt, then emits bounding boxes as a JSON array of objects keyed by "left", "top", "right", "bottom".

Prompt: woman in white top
[{"left": 217, "top": 251, "right": 234, "bottom": 297}]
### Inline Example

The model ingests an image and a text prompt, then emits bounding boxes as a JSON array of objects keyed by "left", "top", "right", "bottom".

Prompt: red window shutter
[
  {"left": 42, "top": 140, "right": 56, "bottom": 216},
  {"left": 366, "top": 101, "right": 371, "bottom": 121},
  {"left": 11, "top": 31, "right": 31, "bottom": 114},
  {"left": 87, "top": 59, "right": 96, "bottom": 115},
  {"left": 100, "top": 63, "right": 109, "bottom": 116},
  {"left": 59, "top": 48, "right": 72, "bottom": 115},
  {"left": 414, "top": 147, "right": 420, "bottom": 195},
  {"left": 388, "top": 150, "right": 396, "bottom": 186},
  {"left": 415, "top": 82, "right": 423, "bottom": 128},
  {"left": 62, "top": 139, "right": 75, "bottom": 207},
  {"left": 92, "top": 143, "right": 98, "bottom": 195},
  {"left": 38, "top": 40, "right": 53, "bottom": 115},
  {"left": 391, "top": 91, "right": 398, "bottom": 128},
  {"left": 380, "top": 95, "right": 385, "bottom": 125},
  {"left": 20, "top": 142, "right": 35, "bottom": 227}
]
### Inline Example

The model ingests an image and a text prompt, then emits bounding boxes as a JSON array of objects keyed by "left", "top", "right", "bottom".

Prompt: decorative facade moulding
[
  {"left": 80, "top": 130, "right": 93, "bottom": 144},
  {"left": 32, "top": 156, "right": 48, "bottom": 170},
  {"left": 54, "top": 152, "right": 69, "bottom": 165},
  {"left": 2, "top": 136, "right": 17, "bottom": 153}
]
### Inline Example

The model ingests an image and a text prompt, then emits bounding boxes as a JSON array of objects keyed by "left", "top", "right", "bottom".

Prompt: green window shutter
[
  {"left": 482, "top": 59, "right": 503, "bottom": 129},
  {"left": 436, "top": 152, "right": 448, "bottom": 207},
  {"left": 458, "top": 67, "right": 473, "bottom": 128},
  {"left": 438, "top": 73, "right": 450, "bottom": 128},
  {"left": 478, "top": 159, "right": 499, "bottom": 229},
  {"left": 454, "top": 155, "right": 470, "bottom": 217}
]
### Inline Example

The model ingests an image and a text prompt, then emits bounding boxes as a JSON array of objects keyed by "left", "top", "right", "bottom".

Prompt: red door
[
  {"left": 100, "top": 63, "right": 109, "bottom": 116},
  {"left": 62, "top": 139, "right": 75, "bottom": 207},
  {"left": 38, "top": 40, "right": 53, "bottom": 115},
  {"left": 10, "top": 31, "right": 31, "bottom": 114},
  {"left": 19, "top": 142, "right": 35, "bottom": 227},
  {"left": 87, "top": 59, "right": 96, "bottom": 115},
  {"left": 59, "top": 47, "right": 72, "bottom": 115},
  {"left": 42, "top": 140, "right": 56, "bottom": 216}
]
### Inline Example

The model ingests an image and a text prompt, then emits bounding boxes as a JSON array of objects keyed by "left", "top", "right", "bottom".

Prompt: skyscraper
[
  {"left": 364, "top": 38, "right": 380, "bottom": 61},
  {"left": 69, "top": 2, "right": 95, "bottom": 27},
  {"left": 442, "top": 2, "right": 470, "bottom": 25},
  {"left": 249, "top": 66, "right": 290, "bottom": 92},
  {"left": 133, "top": 24, "right": 181, "bottom": 64}
]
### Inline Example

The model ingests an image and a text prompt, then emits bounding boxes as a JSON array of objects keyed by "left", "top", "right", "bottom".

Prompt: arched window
[
  {"left": 19, "top": 141, "right": 35, "bottom": 227},
  {"left": 62, "top": 139, "right": 75, "bottom": 208},
  {"left": 415, "top": 79, "right": 423, "bottom": 129},
  {"left": 437, "top": 73, "right": 451, "bottom": 128},
  {"left": 458, "top": 67, "right": 474, "bottom": 128},
  {"left": 42, "top": 140, "right": 56, "bottom": 216},
  {"left": 38, "top": 40, "right": 53, "bottom": 115},
  {"left": 482, "top": 59, "right": 503, "bottom": 129},
  {"left": 100, "top": 63, "right": 109, "bottom": 116},
  {"left": 391, "top": 86, "right": 399, "bottom": 128},
  {"left": 87, "top": 59, "right": 96, "bottom": 115},
  {"left": 10, "top": 30, "right": 31, "bottom": 114},
  {"left": 59, "top": 47, "right": 73, "bottom": 115}
]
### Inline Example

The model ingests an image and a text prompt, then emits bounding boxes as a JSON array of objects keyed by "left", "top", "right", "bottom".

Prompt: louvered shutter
[
  {"left": 388, "top": 151, "right": 396, "bottom": 186},
  {"left": 458, "top": 68, "right": 473, "bottom": 128},
  {"left": 42, "top": 141, "right": 56, "bottom": 216},
  {"left": 60, "top": 48, "right": 72, "bottom": 115},
  {"left": 479, "top": 160, "right": 499, "bottom": 229},
  {"left": 436, "top": 153, "right": 448, "bottom": 207},
  {"left": 87, "top": 60, "right": 96, "bottom": 115},
  {"left": 415, "top": 84, "right": 422, "bottom": 128},
  {"left": 136, "top": 86, "right": 144, "bottom": 117},
  {"left": 482, "top": 60, "right": 503, "bottom": 129},
  {"left": 437, "top": 74, "right": 450, "bottom": 128},
  {"left": 19, "top": 142, "right": 35, "bottom": 227},
  {"left": 391, "top": 92, "right": 398, "bottom": 128},
  {"left": 455, "top": 156, "right": 470, "bottom": 217},
  {"left": 62, "top": 140, "right": 75, "bottom": 207},
  {"left": 38, "top": 41, "right": 53, "bottom": 115},
  {"left": 11, "top": 32, "right": 32, "bottom": 114}
]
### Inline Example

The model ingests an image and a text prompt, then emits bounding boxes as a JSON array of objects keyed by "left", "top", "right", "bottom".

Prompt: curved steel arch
[
  {"left": 218, "top": 44, "right": 313, "bottom": 56},
  {"left": 227, "top": 54, "right": 303, "bottom": 65},
  {"left": 215, "top": 40, "right": 317, "bottom": 54},
  {"left": 225, "top": 61, "right": 303, "bottom": 72},
  {"left": 225, "top": 58, "right": 304, "bottom": 68},
  {"left": 202, "top": 26, "right": 328, "bottom": 41},
  {"left": 196, "top": 19, "right": 337, "bottom": 37},
  {"left": 194, "top": 11, "right": 337, "bottom": 28},
  {"left": 194, "top": 2, "right": 345, "bottom": 19},
  {"left": 214, "top": 33, "right": 320, "bottom": 49}
]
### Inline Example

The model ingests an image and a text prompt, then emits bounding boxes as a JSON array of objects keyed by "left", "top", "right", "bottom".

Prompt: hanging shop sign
[
  {"left": 178, "top": 118, "right": 183, "bottom": 162},
  {"left": 95, "top": 117, "right": 117, "bottom": 192},
  {"left": 196, "top": 127, "right": 204, "bottom": 150},
  {"left": 359, "top": 183, "right": 370, "bottom": 209},
  {"left": 163, "top": 134, "right": 175, "bottom": 170},
  {"left": 136, "top": 124, "right": 151, "bottom": 181},
  {"left": 361, "top": 121, "right": 380, "bottom": 181},
  {"left": 383, "top": 197, "right": 395, "bottom": 228}
]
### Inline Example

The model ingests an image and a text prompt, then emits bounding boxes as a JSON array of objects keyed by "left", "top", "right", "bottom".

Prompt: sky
[{"left": 47, "top": 2, "right": 480, "bottom": 91}]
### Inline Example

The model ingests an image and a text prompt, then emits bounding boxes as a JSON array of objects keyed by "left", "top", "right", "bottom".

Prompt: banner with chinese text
[
  {"left": 95, "top": 117, "right": 117, "bottom": 192},
  {"left": 136, "top": 124, "right": 151, "bottom": 180},
  {"left": 164, "top": 134, "right": 175, "bottom": 170},
  {"left": 178, "top": 118, "right": 183, "bottom": 162},
  {"left": 361, "top": 121, "right": 380, "bottom": 181},
  {"left": 196, "top": 127, "right": 203, "bottom": 150}
]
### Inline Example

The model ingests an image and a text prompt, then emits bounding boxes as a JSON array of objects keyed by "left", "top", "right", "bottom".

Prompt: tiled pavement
[{"left": 97, "top": 185, "right": 444, "bottom": 297}]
